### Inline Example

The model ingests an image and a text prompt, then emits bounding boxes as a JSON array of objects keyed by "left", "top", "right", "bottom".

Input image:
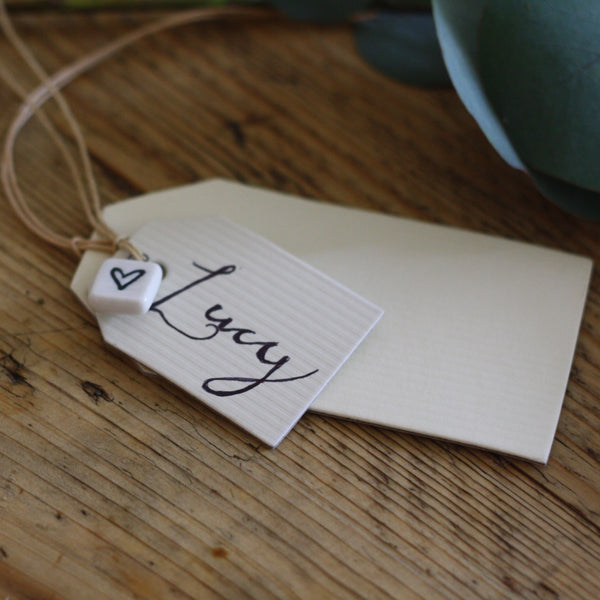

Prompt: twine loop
[
  {"left": 0, "top": 1, "right": 269, "bottom": 260},
  {"left": 115, "top": 237, "right": 145, "bottom": 261}
]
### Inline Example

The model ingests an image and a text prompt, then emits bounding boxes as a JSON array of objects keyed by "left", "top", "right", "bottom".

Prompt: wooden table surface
[{"left": 1, "top": 7, "right": 599, "bottom": 600}]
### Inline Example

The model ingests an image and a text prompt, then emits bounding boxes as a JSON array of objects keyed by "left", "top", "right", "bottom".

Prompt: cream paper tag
[
  {"left": 86, "top": 216, "right": 382, "bottom": 447},
  {"left": 72, "top": 179, "right": 593, "bottom": 462}
]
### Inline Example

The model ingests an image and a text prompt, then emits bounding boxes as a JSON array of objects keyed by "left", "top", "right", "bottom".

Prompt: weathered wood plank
[{"left": 0, "top": 10, "right": 599, "bottom": 600}]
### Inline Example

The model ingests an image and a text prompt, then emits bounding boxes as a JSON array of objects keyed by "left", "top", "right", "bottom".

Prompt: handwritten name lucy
[{"left": 149, "top": 262, "right": 318, "bottom": 397}]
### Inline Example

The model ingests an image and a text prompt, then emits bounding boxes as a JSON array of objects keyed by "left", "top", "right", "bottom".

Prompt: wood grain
[{"left": 0, "top": 9, "right": 599, "bottom": 600}]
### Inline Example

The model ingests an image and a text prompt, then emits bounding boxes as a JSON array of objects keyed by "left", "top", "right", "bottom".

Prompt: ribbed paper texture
[
  {"left": 72, "top": 180, "right": 592, "bottom": 462},
  {"left": 94, "top": 216, "right": 383, "bottom": 447}
]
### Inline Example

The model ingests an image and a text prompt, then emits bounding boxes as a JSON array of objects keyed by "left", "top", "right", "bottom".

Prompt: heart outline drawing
[{"left": 110, "top": 267, "right": 146, "bottom": 291}]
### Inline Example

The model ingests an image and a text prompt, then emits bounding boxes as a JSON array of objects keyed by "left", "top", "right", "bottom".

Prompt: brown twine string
[{"left": 0, "top": 1, "right": 271, "bottom": 260}]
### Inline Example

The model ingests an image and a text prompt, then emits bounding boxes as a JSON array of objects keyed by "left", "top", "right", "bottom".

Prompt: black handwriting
[{"left": 149, "top": 262, "right": 318, "bottom": 396}]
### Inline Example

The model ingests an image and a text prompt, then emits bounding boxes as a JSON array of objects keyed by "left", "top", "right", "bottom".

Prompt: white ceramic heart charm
[{"left": 88, "top": 257, "right": 162, "bottom": 315}]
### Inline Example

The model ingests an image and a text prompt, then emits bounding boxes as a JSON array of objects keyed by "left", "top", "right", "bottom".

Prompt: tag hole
[
  {"left": 129, "top": 252, "right": 148, "bottom": 260},
  {"left": 156, "top": 262, "right": 168, "bottom": 279}
]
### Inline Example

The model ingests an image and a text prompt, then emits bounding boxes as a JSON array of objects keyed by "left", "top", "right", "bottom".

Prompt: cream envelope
[{"left": 71, "top": 179, "right": 593, "bottom": 462}]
